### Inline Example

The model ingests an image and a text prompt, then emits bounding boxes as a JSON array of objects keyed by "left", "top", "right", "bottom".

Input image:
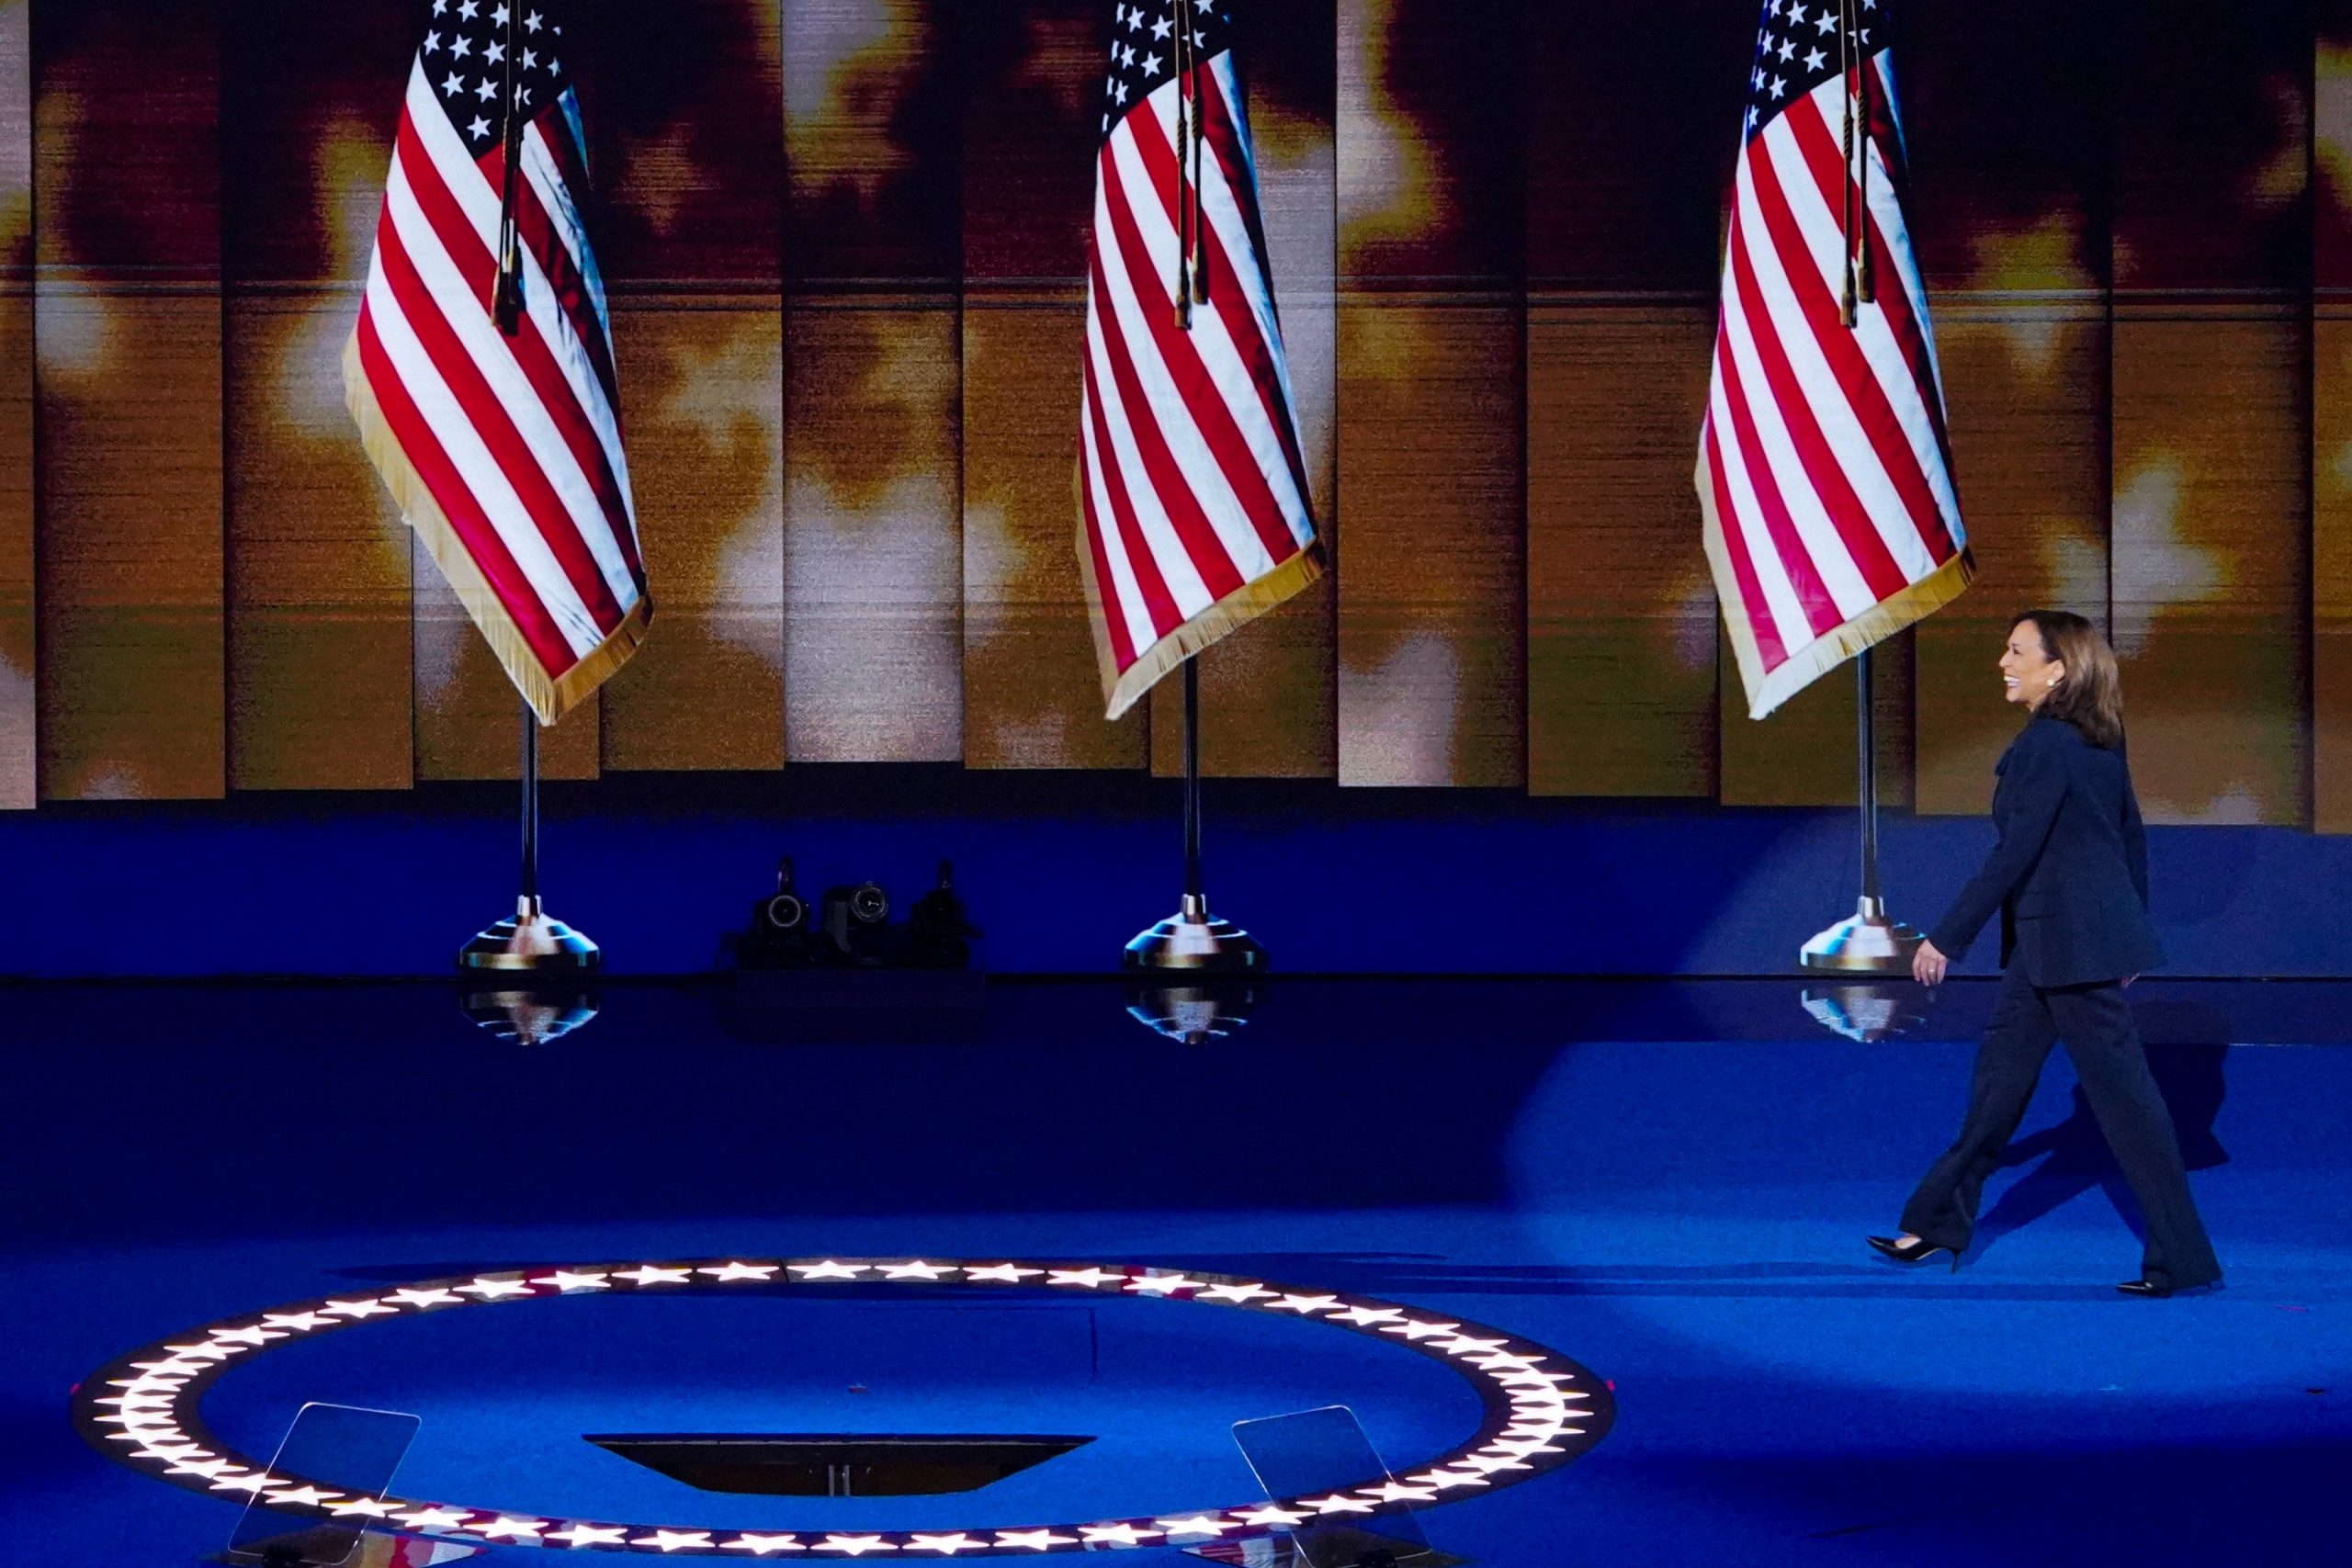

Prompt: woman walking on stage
[{"left": 1871, "top": 610, "right": 2222, "bottom": 1297}]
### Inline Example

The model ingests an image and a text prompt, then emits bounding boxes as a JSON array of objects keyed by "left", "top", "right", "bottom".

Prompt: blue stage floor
[{"left": 6, "top": 978, "right": 2345, "bottom": 1565}]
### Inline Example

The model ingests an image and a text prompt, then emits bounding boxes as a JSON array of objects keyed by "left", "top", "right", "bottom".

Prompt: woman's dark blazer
[{"left": 1928, "top": 713, "right": 2165, "bottom": 989}]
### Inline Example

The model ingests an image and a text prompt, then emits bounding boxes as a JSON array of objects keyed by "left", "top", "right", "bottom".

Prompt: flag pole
[
  {"left": 1799, "top": 647, "right": 1922, "bottom": 974},
  {"left": 1124, "top": 656, "right": 1265, "bottom": 973},
  {"left": 459, "top": 0, "right": 596, "bottom": 976}
]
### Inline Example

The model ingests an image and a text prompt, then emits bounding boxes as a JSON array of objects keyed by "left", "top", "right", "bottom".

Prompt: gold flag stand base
[
  {"left": 1798, "top": 896, "right": 1921, "bottom": 975},
  {"left": 1125, "top": 893, "right": 1267, "bottom": 973},
  {"left": 458, "top": 894, "right": 601, "bottom": 974}
]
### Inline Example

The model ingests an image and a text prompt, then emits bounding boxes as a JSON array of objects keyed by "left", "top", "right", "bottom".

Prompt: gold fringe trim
[
  {"left": 345, "top": 334, "right": 652, "bottom": 727},
  {"left": 1698, "top": 445, "right": 1976, "bottom": 721},
  {"left": 1080, "top": 492, "right": 1328, "bottom": 720}
]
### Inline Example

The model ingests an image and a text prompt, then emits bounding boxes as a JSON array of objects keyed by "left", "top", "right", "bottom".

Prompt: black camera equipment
[
  {"left": 728, "top": 857, "right": 817, "bottom": 968},
  {"left": 820, "top": 880, "right": 893, "bottom": 964},
  {"left": 905, "top": 859, "right": 984, "bottom": 969}
]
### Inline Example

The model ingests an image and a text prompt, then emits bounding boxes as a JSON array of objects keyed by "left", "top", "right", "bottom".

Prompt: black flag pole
[
  {"left": 459, "top": 0, "right": 597, "bottom": 976},
  {"left": 1798, "top": 647, "right": 1923, "bottom": 974},
  {"left": 1124, "top": 656, "right": 1265, "bottom": 973}
]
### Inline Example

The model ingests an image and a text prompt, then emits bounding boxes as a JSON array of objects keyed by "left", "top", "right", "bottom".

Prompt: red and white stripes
[
  {"left": 1080, "top": 50, "right": 1322, "bottom": 720},
  {"left": 347, "top": 59, "right": 648, "bottom": 724},
  {"left": 1700, "top": 55, "right": 1972, "bottom": 721}
]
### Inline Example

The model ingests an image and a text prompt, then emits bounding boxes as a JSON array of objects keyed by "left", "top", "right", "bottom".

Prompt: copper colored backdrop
[{"left": 4, "top": 1, "right": 2344, "bottom": 831}]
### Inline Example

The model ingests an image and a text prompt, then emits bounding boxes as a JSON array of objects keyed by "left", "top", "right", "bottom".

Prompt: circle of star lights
[{"left": 74, "top": 1258, "right": 1613, "bottom": 1557}]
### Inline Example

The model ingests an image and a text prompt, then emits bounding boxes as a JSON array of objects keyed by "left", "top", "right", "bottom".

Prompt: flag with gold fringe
[
  {"left": 1699, "top": 0, "right": 1973, "bottom": 720},
  {"left": 1078, "top": 0, "right": 1324, "bottom": 720},
  {"left": 346, "top": 0, "right": 649, "bottom": 724}
]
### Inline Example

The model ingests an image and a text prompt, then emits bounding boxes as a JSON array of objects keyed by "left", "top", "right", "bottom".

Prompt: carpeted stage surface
[{"left": 5, "top": 979, "right": 2345, "bottom": 1565}]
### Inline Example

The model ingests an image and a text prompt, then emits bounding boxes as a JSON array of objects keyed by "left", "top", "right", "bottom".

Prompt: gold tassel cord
[
  {"left": 1171, "top": 0, "right": 1194, "bottom": 329},
  {"left": 492, "top": 0, "right": 528, "bottom": 336},
  {"left": 1838, "top": 0, "right": 1858, "bottom": 328},
  {"left": 1852, "top": 0, "right": 1874, "bottom": 308},
  {"left": 1188, "top": 0, "right": 1208, "bottom": 307}
]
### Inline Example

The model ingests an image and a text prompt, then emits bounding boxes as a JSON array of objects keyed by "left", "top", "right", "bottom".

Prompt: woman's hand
[{"left": 1912, "top": 938, "right": 1950, "bottom": 988}]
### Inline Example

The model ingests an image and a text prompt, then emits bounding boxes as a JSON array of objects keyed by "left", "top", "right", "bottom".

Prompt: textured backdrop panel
[{"left": 0, "top": 0, "right": 31, "bottom": 809}]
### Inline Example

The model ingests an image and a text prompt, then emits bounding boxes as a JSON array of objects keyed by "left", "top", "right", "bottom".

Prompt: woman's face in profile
[{"left": 1998, "top": 621, "right": 2064, "bottom": 709}]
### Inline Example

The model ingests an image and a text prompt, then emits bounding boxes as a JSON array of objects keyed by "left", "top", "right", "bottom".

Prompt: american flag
[
  {"left": 1080, "top": 0, "right": 1324, "bottom": 720},
  {"left": 345, "top": 0, "right": 650, "bottom": 725},
  {"left": 1698, "top": 0, "right": 1973, "bottom": 720}
]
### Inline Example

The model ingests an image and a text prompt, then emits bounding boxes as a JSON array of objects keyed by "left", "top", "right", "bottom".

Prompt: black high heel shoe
[{"left": 1867, "top": 1235, "right": 1961, "bottom": 1270}]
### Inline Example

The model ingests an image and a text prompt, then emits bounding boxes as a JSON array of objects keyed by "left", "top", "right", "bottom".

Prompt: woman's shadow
[{"left": 1971, "top": 1001, "right": 2231, "bottom": 1256}]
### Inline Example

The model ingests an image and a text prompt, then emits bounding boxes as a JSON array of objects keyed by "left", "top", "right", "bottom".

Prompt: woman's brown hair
[{"left": 2015, "top": 608, "right": 2123, "bottom": 749}]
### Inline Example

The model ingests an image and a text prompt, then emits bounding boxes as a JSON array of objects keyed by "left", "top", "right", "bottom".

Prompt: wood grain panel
[
  {"left": 224, "top": 291, "right": 412, "bottom": 790},
  {"left": 220, "top": 4, "right": 412, "bottom": 790},
  {"left": 1525, "top": 303, "right": 1717, "bottom": 797},
  {"left": 596, "top": 299, "right": 786, "bottom": 773},
  {"left": 413, "top": 535, "right": 600, "bottom": 781},
  {"left": 2110, "top": 310, "right": 2310, "bottom": 826},
  {"left": 786, "top": 299, "right": 961, "bottom": 762},
  {"left": 1717, "top": 624, "right": 1914, "bottom": 810},
  {"left": 2317, "top": 12, "right": 2352, "bottom": 835},
  {"left": 1335, "top": 0, "right": 1523, "bottom": 787},
  {"left": 1915, "top": 304, "right": 2110, "bottom": 814},
  {"left": 2317, "top": 311, "right": 2352, "bottom": 835},
  {"left": 957, "top": 5, "right": 1136, "bottom": 770},
  {"left": 33, "top": 0, "right": 224, "bottom": 802},
  {"left": 0, "top": 0, "right": 31, "bottom": 808},
  {"left": 784, "top": 1, "right": 963, "bottom": 763},
  {"left": 961, "top": 293, "right": 1142, "bottom": 770},
  {"left": 1150, "top": 3, "right": 1338, "bottom": 780},
  {"left": 2109, "top": 12, "right": 2310, "bottom": 827},
  {"left": 1335, "top": 299, "right": 1523, "bottom": 786},
  {"left": 783, "top": 0, "right": 959, "bottom": 285}
]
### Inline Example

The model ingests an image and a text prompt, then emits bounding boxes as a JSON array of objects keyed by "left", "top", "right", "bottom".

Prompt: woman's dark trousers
[{"left": 1900, "top": 964, "right": 2222, "bottom": 1289}]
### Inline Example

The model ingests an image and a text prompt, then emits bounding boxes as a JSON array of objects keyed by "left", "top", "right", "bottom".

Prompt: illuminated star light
[
  {"left": 1410, "top": 1469, "right": 1491, "bottom": 1491},
  {"left": 1272, "top": 1294, "right": 1339, "bottom": 1315},
  {"left": 1382, "top": 1319, "right": 1462, "bottom": 1341},
  {"left": 1234, "top": 1506, "right": 1308, "bottom": 1528},
  {"left": 397, "top": 1506, "right": 475, "bottom": 1531},
  {"left": 546, "top": 1524, "right": 630, "bottom": 1547},
  {"left": 812, "top": 1536, "right": 895, "bottom": 1556},
  {"left": 1336, "top": 1306, "right": 1406, "bottom": 1327},
  {"left": 904, "top": 1533, "right": 983, "bottom": 1554},
  {"left": 322, "top": 1298, "right": 399, "bottom": 1319},
  {"left": 476, "top": 1517, "right": 548, "bottom": 1540},
  {"left": 166, "top": 1460, "right": 244, "bottom": 1481},
  {"left": 209, "top": 1325, "right": 288, "bottom": 1347},
  {"left": 1045, "top": 1269, "right": 1123, "bottom": 1290},
  {"left": 962, "top": 1264, "right": 1041, "bottom": 1283},
  {"left": 1303, "top": 1495, "right": 1374, "bottom": 1516},
  {"left": 635, "top": 1530, "right": 717, "bottom": 1551},
  {"left": 329, "top": 1497, "right": 400, "bottom": 1518},
  {"left": 881, "top": 1260, "right": 952, "bottom": 1280},
  {"left": 721, "top": 1535, "right": 806, "bottom": 1555},
  {"left": 1154, "top": 1515, "right": 1232, "bottom": 1538},
  {"left": 212, "top": 1474, "right": 280, "bottom": 1495},
  {"left": 993, "top": 1530, "right": 1078, "bottom": 1551},
  {"left": 259, "top": 1312, "right": 335, "bottom": 1334},
  {"left": 1363, "top": 1482, "right": 1436, "bottom": 1504},
  {"left": 1454, "top": 1454, "right": 1532, "bottom": 1474},
  {"left": 1436, "top": 1336, "right": 1509, "bottom": 1358},
  {"left": 163, "top": 1341, "right": 240, "bottom": 1361},
  {"left": 702, "top": 1261, "right": 780, "bottom": 1282},
  {"left": 535, "top": 1270, "right": 611, "bottom": 1292},
  {"left": 456, "top": 1277, "right": 535, "bottom": 1301},
  {"left": 791, "top": 1261, "right": 872, "bottom": 1280},
  {"left": 388, "top": 1288, "right": 463, "bottom": 1310},
  {"left": 1198, "top": 1281, "right": 1272, "bottom": 1304},
  {"left": 265, "top": 1486, "right": 343, "bottom": 1508},
  {"left": 614, "top": 1266, "right": 695, "bottom": 1287},
  {"left": 1080, "top": 1522, "right": 1162, "bottom": 1545},
  {"left": 1125, "top": 1274, "right": 1201, "bottom": 1296}
]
